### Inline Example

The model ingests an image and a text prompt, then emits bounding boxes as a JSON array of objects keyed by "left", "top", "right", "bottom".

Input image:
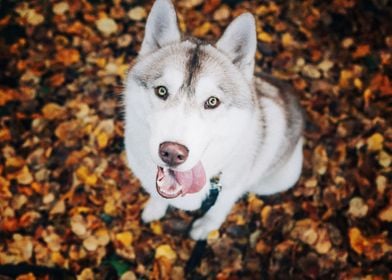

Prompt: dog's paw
[
  {"left": 141, "top": 198, "right": 168, "bottom": 223},
  {"left": 190, "top": 216, "right": 219, "bottom": 240}
]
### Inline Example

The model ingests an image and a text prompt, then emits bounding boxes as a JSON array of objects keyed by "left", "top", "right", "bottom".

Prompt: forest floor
[{"left": 0, "top": 0, "right": 391, "bottom": 279}]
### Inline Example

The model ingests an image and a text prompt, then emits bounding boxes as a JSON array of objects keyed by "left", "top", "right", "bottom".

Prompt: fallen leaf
[
  {"left": 213, "top": 5, "right": 230, "bottom": 21},
  {"left": 57, "top": 48, "right": 80, "bottom": 66},
  {"left": 302, "top": 64, "right": 321, "bottom": 79},
  {"left": 203, "top": 0, "right": 221, "bottom": 14},
  {"left": 150, "top": 221, "right": 163, "bottom": 235},
  {"left": 71, "top": 215, "right": 88, "bottom": 237},
  {"left": 193, "top": 22, "right": 211, "bottom": 37},
  {"left": 377, "top": 151, "right": 390, "bottom": 167},
  {"left": 16, "top": 273, "right": 36, "bottom": 280},
  {"left": 116, "top": 232, "right": 133, "bottom": 247},
  {"left": 120, "top": 271, "right": 137, "bottom": 280},
  {"left": 352, "top": 44, "right": 370, "bottom": 59},
  {"left": 258, "top": 32, "right": 273, "bottom": 43},
  {"left": 83, "top": 235, "right": 99, "bottom": 252},
  {"left": 312, "top": 145, "right": 328, "bottom": 175},
  {"left": 348, "top": 197, "right": 368, "bottom": 218},
  {"left": 96, "top": 17, "right": 118, "bottom": 36},
  {"left": 378, "top": 205, "right": 392, "bottom": 222},
  {"left": 77, "top": 268, "right": 95, "bottom": 280},
  {"left": 76, "top": 165, "right": 98, "bottom": 186},
  {"left": 366, "top": 133, "right": 384, "bottom": 151},
  {"left": 53, "top": 2, "right": 69, "bottom": 15},
  {"left": 155, "top": 244, "right": 177, "bottom": 262},
  {"left": 16, "top": 166, "right": 34, "bottom": 185},
  {"left": 127, "top": 7, "right": 147, "bottom": 21},
  {"left": 349, "top": 227, "right": 392, "bottom": 260}
]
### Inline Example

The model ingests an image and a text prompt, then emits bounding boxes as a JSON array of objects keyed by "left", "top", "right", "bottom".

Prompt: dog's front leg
[
  {"left": 141, "top": 196, "right": 169, "bottom": 223},
  {"left": 190, "top": 188, "right": 242, "bottom": 240}
]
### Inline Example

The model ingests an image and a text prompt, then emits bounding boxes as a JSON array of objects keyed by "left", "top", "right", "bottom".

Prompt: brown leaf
[
  {"left": 378, "top": 205, "right": 392, "bottom": 222},
  {"left": 203, "top": 0, "right": 221, "bottom": 14},
  {"left": 42, "top": 103, "right": 66, "bottom": 120},
  {"left": 349, "top": 227, "right": 392, "bottom": 260}
]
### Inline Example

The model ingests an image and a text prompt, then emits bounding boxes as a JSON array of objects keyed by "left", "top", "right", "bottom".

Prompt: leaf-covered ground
[{"left": 0, "top": 0, "right": 391, "bottom": 279}]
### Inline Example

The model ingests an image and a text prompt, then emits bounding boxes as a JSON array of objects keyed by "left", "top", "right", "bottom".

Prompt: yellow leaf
[
  {"left": 282, "top": 32, "right": 294, "bottom": 47},
  {"left": 95, "top": 228, "right": 110, "bottom": 246},
  {"left": 76, "top": 166, "right": 98, "bottom": 186},
  {"left": 207, "top": 230, "right": 220, "bottom": 241},
  {"left": 95, "top": 57, "right": 107, "bottom": 68},
  {"left": 258, "top": 32, "right": 273, "bottom": 43},
  {"left": 155, "top": 244, "right": 177, "bottom": 262},
  {"left": 150, "top": 221, "right": 163, "bottom": 235},
  {"left": 367, "top": 133, "right": 384, "bottom": 151},
  {"left": 192, "top": 22, "right": 211, "bottom": 37},
  {"left": 97, "top": 132, "right": 109, "bottom": 149},
  {"left": 349, "top": 227, "right": 367, "bottom": 254},
  {"left": 354, "top": 78, "right": 363, "bottom": 89},
  {"left": 363, "top": 88, "right": 373, "bottom": 108},
  {"left": 104, "top": 200, "right": 117, "bottom": 216},
  {"left": 261, "top": 205, "right": 272, "bottom": 227},
  {"left": 77, "top": 268, "right": 94, "bottom": 280},
  {"left": 116, "top": 232, "right": 133, "bottom": 247},
  {"left": 51, "top": 251, "right": 65, "bottom": 266},
  {"left": 339, "top": 69, "right": 354, "bottom": 88}
]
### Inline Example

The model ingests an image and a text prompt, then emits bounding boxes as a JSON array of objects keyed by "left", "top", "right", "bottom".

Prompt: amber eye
[
  {"left": 204, "top": 96, "right": 220, "bottom": 109},
  {"left": 155, "top": 86, "right": 169, "bottom": 100}
]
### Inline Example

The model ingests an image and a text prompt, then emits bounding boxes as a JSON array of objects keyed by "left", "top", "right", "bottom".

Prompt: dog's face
[{"left": 125, "top": 0, "right": 257, "bottom": 198}]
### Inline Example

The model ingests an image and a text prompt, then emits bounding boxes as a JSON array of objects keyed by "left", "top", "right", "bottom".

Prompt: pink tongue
[
  {"left": 174, "top": 161, "right": 206, "bottom": 194},
  {"left": 156, "top": 161, "right": 206, "bottom": 198}
]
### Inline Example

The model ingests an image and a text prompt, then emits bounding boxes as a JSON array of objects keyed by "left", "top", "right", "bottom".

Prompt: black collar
[{"left": 200, "top": 173, "right": 222, "bottom": 213}]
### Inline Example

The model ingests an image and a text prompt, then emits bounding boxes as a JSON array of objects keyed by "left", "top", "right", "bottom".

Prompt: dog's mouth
[{"left": 156, "top": 161, "right": 206, "bottom": 199}]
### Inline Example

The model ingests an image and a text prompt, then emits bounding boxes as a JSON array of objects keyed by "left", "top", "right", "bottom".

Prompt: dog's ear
[
  {"left": 140, "top": 0, "right": 181, "bottom": 55},
  {"left": 216, "top": 13, "right": 256, "bottom": 81}
]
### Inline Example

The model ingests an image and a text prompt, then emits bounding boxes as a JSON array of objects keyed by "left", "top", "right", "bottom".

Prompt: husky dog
[{"left": 124, "top": 0, "right": 304, "bottom": 240}]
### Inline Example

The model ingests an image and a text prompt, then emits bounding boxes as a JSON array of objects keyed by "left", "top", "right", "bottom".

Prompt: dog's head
[{"left": 125, "top": 0, "right": 257, "bottom": 198}]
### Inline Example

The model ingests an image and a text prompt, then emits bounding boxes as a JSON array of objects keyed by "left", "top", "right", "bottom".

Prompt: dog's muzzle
[{"left": 156, "top": 161, "right": 206, "bottom": 199}]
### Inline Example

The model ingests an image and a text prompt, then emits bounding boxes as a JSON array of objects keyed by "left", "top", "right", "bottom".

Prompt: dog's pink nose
[{"left": 159, "top": 142, "right": 189, "bottom": 166}]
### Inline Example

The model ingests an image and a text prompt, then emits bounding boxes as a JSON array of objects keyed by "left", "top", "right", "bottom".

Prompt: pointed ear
[
  {"left": 140, "top": 0, "right": 181, "bottom": 55},
  {"left": 216, "top": 13, "right": 257, "bottom": 81}
]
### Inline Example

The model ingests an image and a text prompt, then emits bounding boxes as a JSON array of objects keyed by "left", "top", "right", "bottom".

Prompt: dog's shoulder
[{"left": 254, "top": 72, "right": 304, "bottom": 148}]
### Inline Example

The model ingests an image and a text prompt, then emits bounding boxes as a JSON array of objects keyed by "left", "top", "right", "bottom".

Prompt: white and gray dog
[{"left": 124, "top": 0, "right": 304, "bottom": 240}]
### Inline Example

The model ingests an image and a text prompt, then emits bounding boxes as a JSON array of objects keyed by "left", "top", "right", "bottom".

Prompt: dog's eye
[
  {"left": 155, "top": 86, "right": 169, "bottom": 100},
  {"left": 204, "top": 96, "right": 220, "bottom": 109}
]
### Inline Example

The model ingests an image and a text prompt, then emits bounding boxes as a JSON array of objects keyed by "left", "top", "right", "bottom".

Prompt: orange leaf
[
  {"left": 352, "top": 44, "right": 370, "bottom": 58},
  {"left": 57, "top": 48, "right": 80, "bottom": 66}
]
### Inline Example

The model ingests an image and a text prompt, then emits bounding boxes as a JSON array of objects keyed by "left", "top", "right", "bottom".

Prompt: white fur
[
  {"left": 123, "top": 0, "right": 304, "bottom": 240},
  {"left": 139, "top": 0, "right": 180, "bottom": 56},
  {"left": 216, "top": 13, "right": 257, "bottom": 81}
]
